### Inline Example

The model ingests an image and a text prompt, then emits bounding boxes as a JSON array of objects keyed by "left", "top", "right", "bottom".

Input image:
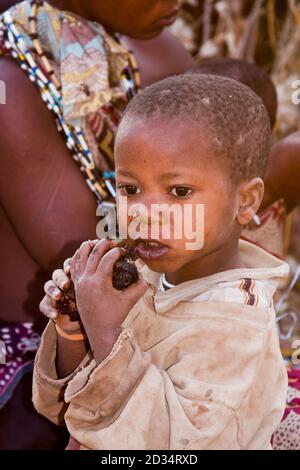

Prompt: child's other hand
[
  {"left": 70, "top": 239, "right": 148, "bottom": 342},
  {"left": 39, "top": 257, "right": 79, "bottom": 333}
]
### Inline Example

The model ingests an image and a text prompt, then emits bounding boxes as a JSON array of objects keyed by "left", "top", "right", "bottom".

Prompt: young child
[{"left": 34, "top": 75, "right": 289, "bottom": 450}]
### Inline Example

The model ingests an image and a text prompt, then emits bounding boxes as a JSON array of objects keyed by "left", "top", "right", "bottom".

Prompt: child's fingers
[
  {"left": 69, "top": 250, "right": 78, "bottom": 282},
  {"left": 70, "top": 240, "right": 94, "bottom": 282},
  {"left": 124, "top": 276, "right": 148, "bottom": 301},
  {"left": 39, "top": 295, "right": 58, "bottom": 321},
  {"left": 96, "top": 246, "right": 123, "bottom": 278},
  {"left": 85, "top": 239, "right": 116, "bottom": 275},
  {"left": 52, "top": 269, "right": 71, "bottom": 291},
  {"left": 78, "top": 240, "right": 95, "bottom": 268},
  {"left": 63, "top": 258, "right": 72, "bottom": 275},
  {"left": 44, "top": 280, "right": 62, "bottom": 301},
  {"left": 89, "top": 239, "right": 101, "bottom": 247}
]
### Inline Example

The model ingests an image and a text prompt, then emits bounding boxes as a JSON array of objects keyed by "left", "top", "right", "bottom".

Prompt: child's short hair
[
  {"left": 123, "top": 74, "right": 271, "bottom": 183},
  {"left": 188, "top": 58, "right": 277, "bottom": 129}
]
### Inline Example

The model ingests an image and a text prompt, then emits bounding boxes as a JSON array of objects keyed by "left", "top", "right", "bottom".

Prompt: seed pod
[
  {"left": 112, "top": 239, "right": 139, "bottom": 290},
  {"left": 57, "top": 286, "right": 80, "bottom": 322}
]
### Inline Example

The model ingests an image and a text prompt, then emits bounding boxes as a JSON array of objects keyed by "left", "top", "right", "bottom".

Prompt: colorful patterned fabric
[
  {"left": 272, "top": 366, "right": 300, "bottom": 450},
  {"left": 0, "top": 0, "right": 140, "bottom": 201},
  {"left": 0, "top": 323, "right": 41, "bottom": 409},
  {"left": 242, "top": 199, "right": 286, "bottom": 259}
]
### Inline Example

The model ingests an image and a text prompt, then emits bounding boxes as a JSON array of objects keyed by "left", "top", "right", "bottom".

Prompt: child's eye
[
  {"left": 170, "top": 187, "right": 193, "bottom": 198},
  {"left": 118, "top": 185, "right": 141, "bottom": 196}
]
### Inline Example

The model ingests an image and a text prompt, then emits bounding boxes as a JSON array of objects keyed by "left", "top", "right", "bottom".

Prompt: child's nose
[{"left": 131, "top": 203, "right": 171, "bottom": 227}]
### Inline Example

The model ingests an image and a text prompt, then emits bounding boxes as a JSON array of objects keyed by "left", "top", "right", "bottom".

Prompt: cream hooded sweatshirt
[{"left": 33, "top": 240, "right": 289, "bottom": 450}]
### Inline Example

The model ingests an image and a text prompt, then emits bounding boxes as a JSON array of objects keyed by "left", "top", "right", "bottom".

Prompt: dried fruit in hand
[
  {"left": 57, "top": 287, "right": 80, "bottom": 322},
  {"left": 57, "top": 239, "right": 139, "bottom": 321},
  {"left": 112, "top": 239, "right": 139, "bottom": 290}
]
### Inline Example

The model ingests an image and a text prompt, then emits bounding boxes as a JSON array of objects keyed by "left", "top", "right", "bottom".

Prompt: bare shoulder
[
  {"left": 148, "top": 29, "right": 194, "bottom": 65},
  {"left": 284, "top": 130, "right": 300, "bottom": 142},
  {"left": 123, "top": 30, "right": 195, "bottom": 87},
  {"left": 272, "top": 130, "right": 300, "bottom": 155},
  {"left": 264, "top": 131, "right": 300, "bottom": 212}
]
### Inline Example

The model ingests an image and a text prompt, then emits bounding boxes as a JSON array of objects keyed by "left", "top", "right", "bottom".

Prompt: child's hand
[
  {"left": 70, "top": 239, "right": 147, "bottom": 359},
  {"left": 39, "top": 241, "right": 99, "bottom": 332},
  {"left": 39, "top": 255, "right": 82, "bottom": 333},
  {"left": 39, "top": 258, "right": 81, "bottom": 333}
]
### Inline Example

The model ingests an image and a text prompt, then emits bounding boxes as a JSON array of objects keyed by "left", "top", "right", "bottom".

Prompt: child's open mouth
[{"left": 136, "top": 239, "right": 169, "bottom": 260}]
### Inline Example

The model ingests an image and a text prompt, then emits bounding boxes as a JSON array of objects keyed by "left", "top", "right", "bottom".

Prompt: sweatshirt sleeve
[
  {"left": 32, "top": 321, "right": 92, "bottom": 426},
  {"left": 42, "top": 312, "right": 286, "bottom": 450}
]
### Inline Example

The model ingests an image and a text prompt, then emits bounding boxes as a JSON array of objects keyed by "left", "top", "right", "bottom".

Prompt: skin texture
[
  {"left": 123, "top": 31, "right": 194, "bottom": 88},
  {"left": 49, "top": 116, "right": 264, "bottom": 378}
]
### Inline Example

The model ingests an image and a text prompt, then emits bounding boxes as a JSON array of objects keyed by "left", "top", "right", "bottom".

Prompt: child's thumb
[{"left": 126, "top": 276, "right": 148, "bottom": 302}]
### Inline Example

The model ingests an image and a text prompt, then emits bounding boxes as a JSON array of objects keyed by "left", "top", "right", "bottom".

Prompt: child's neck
[{"left": 165, "top": 238, "right": 246, "bottom": 286}]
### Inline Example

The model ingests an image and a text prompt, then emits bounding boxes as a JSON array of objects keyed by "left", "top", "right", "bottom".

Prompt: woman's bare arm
[
  {"left": 262, "top": 131, "right": 300, "bottom": 213},
  {"left": 0, "top": 57, "right": 99, "bottom": 272}
]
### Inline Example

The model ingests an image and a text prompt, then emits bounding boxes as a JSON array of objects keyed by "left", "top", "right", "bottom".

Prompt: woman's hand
[{"left": 70, "top": 239, "right": 148, "bottom": 363}]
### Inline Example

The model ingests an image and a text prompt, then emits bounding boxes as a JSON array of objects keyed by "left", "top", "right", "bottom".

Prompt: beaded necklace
[{"left": 0, "top": 0, "right": 141, "bottom": 204}]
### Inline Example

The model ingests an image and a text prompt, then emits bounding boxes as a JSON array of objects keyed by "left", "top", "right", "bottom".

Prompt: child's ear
[{"left": 236, "top": 177, "right": 264, "bottom": 225}]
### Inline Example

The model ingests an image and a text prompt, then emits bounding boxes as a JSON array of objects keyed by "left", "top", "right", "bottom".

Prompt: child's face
[{"left": 115, "top": 117, "right": 242, "bottom": 278}]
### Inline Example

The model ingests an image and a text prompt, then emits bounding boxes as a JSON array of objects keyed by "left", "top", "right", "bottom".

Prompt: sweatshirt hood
[{"left": 139, "top": 240, "right": 289, "bottom": 313}]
